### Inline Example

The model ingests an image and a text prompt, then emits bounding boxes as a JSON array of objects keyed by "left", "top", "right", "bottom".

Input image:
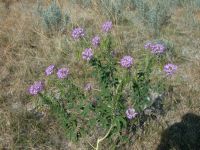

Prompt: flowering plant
[{"left": 28, "top": 21, "right": 177, "bottom": 149}]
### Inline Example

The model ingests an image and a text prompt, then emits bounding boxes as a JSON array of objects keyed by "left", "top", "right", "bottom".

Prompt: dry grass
[{"left": 0, "top": 0, "right": 200, "bottom": 149}]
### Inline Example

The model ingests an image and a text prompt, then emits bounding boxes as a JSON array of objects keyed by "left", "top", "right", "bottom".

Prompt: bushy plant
[
  {"left": 130, "top": 0, "right": 149, "bottom": 17},
  {"left": 99, "top": 0, "right": 126, "bottom": 24},
  {"left": 169, "top": 0, "right": 196, "bottom": 7},
  {"left": 69, "top": 0, "right": 92, "bottom": 8},
  {"left": 147, "top": 1, "right": 171, "bottom": 36},
  {"left": 37, "top": 0, "right": 69, "bottom": 32},
  {"left": 132, "top": 0, "right": 171, "bottom": 36},
  {"left": 69, "top": 0, "right": 127, "bottom": 24},
  {"left": 28, "top": 21, "right": 178, "bottom": 149}
]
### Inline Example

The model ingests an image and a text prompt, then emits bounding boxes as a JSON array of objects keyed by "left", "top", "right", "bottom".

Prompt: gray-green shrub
[
  {"left": 132, "top": 0, "right": 171, "bottom": 37},
  {"left": 69, "top": 0, "right": 92, "bottom": 8},
  {"left": 99, "top": 0, "right": 125, "bottom": 23},
  {"left": 69, "top": 0, "right": 128, "bottom": 24},
  {"left": 37, "top": 0, "right": 69, "bottom": 32}
]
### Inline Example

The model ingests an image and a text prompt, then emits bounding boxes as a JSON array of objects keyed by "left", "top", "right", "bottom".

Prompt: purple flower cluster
[
  {"left": 29, "top": 21, "right": 114, "bottom": 96},
  {"left": 28, "top": 65, "right": 71, "bottom": 95},
  {"left": 92, "top": 36, "right": 100, "bottom": 48},
  {"left": 45, "top": 64, "right": 55, "bottom": 76},
  {"left": 72, "top": 27, "right": 85, "bottom": 39},
  {"left": 163, "top": 63, "right": 177, "bottom": 75},
  {"left": 57, "top": 68, "right": 70, "bottom": 79},
  {"left": 102, "top": 21, "right": 112, "bottom": 33},
  {"left": 82, "top": 48, "right": 93, "bottom": 61},
  {"left": 126, "top": 108, "right": 138, "bottom": 120},
  {"left": 28, "top": 81, "right": 44, "bottom": 95},
  {"left": 120, "top": 56, "right": 134, "bottom": 68},
  {"left": 144, "top": 41, "right": 166, "bottom": 54}
]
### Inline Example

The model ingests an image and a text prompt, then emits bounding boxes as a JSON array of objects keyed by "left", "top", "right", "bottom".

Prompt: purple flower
[
  {"left": 28, "top": 81, "right": 44, "bottom": 95},
  {"left": 150, "top": 43, "right": 165, "bottom": 54},
  {"left": 120, "top": 56, "right": 134, "bottom": 68},
  {"left": 144, "top": 41, "right": 152, "bottom": 49},
  {"left": 126, "top": 108, "right": 138, "bottom": 120},
  {"left": 71, "top": 27, "right": 85, "bottom": 39},
  {"left": 144, "top": 41, "right": 166, "bottom": 54},
  {"left": 163, "top": 63, "right": 178, "bottom": 75},
  {"left": 102, "top": 21, "right": 112, "bottom": 32},
  {"left": 82, "top": 48, "right": 93, "bottom": 61},
  {"left": 92, "top": 36, "right": 100, "bottom": 48},
  {"left": 57, "top": 68, "right": 69, "bottom": 79},
  {"left": 45, "top": 64, "right": 55, "bottom": 76},
  {"left": 84, "top": 83, "right": 92, "bottom": 91}
]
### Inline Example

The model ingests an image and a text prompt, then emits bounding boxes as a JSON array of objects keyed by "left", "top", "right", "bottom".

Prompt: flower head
[
  {"left": 144, "top": 41, "right": 152, "bottom": 49},
  {"left": 102, "top": 21, "right": 112, "bottom": 32},
  {"left": 144, "top": 41, "right": 166, "bottom": 54},
  {"left": 82, "top": 48, "right": 93, "bottom": 61},
  {"left": 28, "top": 81, "right": 44, "bottom": 95},
  {"left": 150, "top": 43, "right": 165, "bottom": 54},
  {"left": 163, "top": 63, "right": 177, "bottom": 75},
  {"left": 57, "top": 68, "right": 69, "bottom": 79},
  {"left": 120, "top": 56, "right": 133, "bottom": 68},
  {"left": 71, "top": 27, "right": 85, "bottom": 39},
  {"left": 126, "top": 108, "right": 138, "bottom": 120},
  {"left": 45, "top": 64, "right": 55, "bottom": 76},
  {"left": 84, "top": 83, "right": 93, "bottom": 91},
  {"left": 92, "top": 36, "right": 100, "bottom": 48}
]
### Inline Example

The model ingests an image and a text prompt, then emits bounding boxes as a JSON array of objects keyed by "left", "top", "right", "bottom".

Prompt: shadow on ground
[{"left": 157, "top": 113, "right": 200, "bottom": 150}]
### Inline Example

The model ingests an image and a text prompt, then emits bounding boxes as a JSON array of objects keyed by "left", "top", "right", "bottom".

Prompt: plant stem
[
  {"left": 95, "top": 124, "right": 114, "bottom": 150},
  {"left": 87, "top": 141, "right": 96, "bottom": 149}
]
